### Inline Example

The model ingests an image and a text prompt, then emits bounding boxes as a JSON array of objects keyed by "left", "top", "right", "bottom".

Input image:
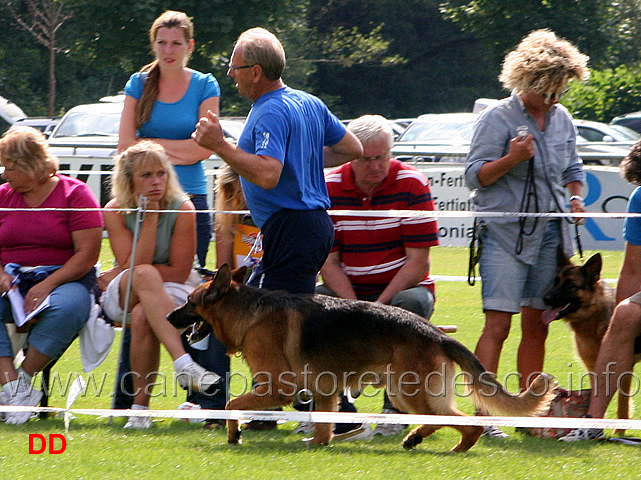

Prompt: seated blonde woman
[
  {"left": 100, "top": 140, "right": 222, "bottom": 429},
  {"left": 0, "top": 126, "right": 103, "bottom": 424}
]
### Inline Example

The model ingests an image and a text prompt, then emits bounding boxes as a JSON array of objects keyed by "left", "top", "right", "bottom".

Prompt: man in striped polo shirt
[{"left": 317, "top": 114, "right": 439, "bottom": 436}]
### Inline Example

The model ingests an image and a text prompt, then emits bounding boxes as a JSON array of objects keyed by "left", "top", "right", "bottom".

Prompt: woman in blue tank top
[{"left": 118, "top": 10, "right": 220, "bottom": 268}]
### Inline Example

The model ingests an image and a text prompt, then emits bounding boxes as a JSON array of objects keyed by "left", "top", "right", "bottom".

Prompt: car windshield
[
  {"left": 397, "top": 118, "right": 476, "bottom": 144},
  {"left": 51, "top": 111, "right": 121, "bottom": 138},
  {"left": 608, "top": 124, "right": 640, "bottom": 141}
]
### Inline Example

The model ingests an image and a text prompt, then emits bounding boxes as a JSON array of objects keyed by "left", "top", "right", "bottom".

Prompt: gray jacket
[{"left": 465, "top": 92, "right": 585, "bottom": 265}]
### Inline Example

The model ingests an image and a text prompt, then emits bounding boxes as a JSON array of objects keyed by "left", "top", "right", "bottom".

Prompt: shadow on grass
[{"left": 181, "top": 425, "right": 625, "bottom": 459}]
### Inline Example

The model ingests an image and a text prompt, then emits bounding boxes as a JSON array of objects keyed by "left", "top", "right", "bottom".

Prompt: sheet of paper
[{"left": 7, "top": 288, "right": 51, "bottom": 327}]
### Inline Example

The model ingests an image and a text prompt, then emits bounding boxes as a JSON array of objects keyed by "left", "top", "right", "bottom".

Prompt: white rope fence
[
  {"left": 2, "top": 206, "right": 641, "bottom": 219},
  {"left": 3, "top": 404, "right": 641, "bottom": 432}
]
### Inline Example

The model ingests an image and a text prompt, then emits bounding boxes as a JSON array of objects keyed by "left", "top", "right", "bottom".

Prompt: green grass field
[{"left": 1, "top": 245, "right": 640, "bottom": 479}]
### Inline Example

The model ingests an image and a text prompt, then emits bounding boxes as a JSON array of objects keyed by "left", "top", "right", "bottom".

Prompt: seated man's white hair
[{"left": 347, "top": 115, "right": 394, "bottom": 148}]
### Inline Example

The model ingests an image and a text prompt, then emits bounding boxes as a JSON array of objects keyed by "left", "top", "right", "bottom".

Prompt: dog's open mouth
[
  {"left": 186, "top": 319, "right": 213, "bottom": 345},
  {"left": 541, "top": 301, "right": 578, "bottom": 325}
]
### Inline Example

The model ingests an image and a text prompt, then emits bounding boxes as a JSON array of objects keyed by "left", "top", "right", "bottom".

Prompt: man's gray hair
[
  {"left": 236, "top": 27, "right": 286, "bottom": 81},
  {"left": 347, "top": 115, "right": 393, "bottom": 149}
]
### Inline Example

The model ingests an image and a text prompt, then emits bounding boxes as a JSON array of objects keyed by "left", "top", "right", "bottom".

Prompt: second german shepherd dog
[
  {"left": 168, "top": 264, "right": 556, "bottom": 452},
  {"left": 543, "top": 252, "right": 640, "bottom": 430}
]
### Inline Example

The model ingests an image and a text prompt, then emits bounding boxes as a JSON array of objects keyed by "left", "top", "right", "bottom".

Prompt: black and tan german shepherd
[
  {"left": 168, "top": 264, "right": 556, "bottom": 452},
  {"left": 543, "top": 252, "right": 640, "bottom": 431}
]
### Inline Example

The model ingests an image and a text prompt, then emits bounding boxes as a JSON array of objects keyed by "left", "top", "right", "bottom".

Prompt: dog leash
[
  {"left": 516, "top": 156, "right": 539, "bottom": 255},
  {"left": 524, "top": 129, "right": 584, "bottom": 260},
  {"left": 467, "top": 218, "right": 483, "bottom": 286},
  {"left": 575, "top": 223, "right": 583, "bottom": 259}
]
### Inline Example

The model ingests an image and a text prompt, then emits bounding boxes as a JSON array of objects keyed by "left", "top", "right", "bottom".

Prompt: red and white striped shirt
[{"left": 325, "top": 159, "right": 439, "bottom": 297}]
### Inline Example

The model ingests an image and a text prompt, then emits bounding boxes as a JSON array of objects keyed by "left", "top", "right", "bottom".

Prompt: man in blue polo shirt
[
  {"left": 194, "top": 27, "right": 361, "bottom": 295},
  {"left": 193, "top": 27, "right": 362, "bottom": 434}
]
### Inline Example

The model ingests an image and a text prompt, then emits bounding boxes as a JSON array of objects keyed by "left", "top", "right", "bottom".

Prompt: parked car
[
  {"left": 12, "top": 116, "right": 61, "bottom": 138},
  {"left": 572, "top": 119, "right": 635, "bottom": 165},
  {"left": 341, "top": 118, "right": 410, "bottom": 141},
  {"left": 573, "top": 119, "right": 640, "bottom": 143},
  {"left": 48, "top": 99, "right": 244, "bottom": 205},
  {"left": 391, "top": 113, "right": 477, "bottom": 163},
  {"left": 611, "top": 111, "right": 641, "bottom": 134},
  {"left": 392, "top": 112, "right": 631, "bottom": 166},
  {"left": 388, "top": 118, "right": 415, "bottom": 139}
]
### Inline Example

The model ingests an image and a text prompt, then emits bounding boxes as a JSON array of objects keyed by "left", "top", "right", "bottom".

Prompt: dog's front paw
[
  {"left": 402, "top": 432, "right": 423, "bottom": 450},
  {"left": 228, "top": 428, "right": 242, "bottom": 445}
]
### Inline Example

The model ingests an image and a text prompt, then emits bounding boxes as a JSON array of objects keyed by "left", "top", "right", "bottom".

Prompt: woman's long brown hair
[{"left": 135, "top": 11, "right": 194, "bottom": 129}]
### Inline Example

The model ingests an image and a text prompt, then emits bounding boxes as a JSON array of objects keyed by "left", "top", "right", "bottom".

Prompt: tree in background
[
  {"left": 0, "top": 0, "right": 500, "bottom": 118},
  {"left": 203, "top": 0, "right": 406, "bottom": 116},
  {"left": 1, "top": 0, "right": 71, "bottom": 116},
  {"left": 440, "top": 0, "right": 641, "bottom": 122},
  {"left": 440, "top": 0, "right": 613, "bottom": 67},
  {"left": 306, "top": 0, "right": 501, "bottom": 118},
  {"left": 564, "top": 65, "right": 641, "bottom": 122},
  {"left": 0, "top": 0, "right": 294, "bottom": 116},
  {"left": 3, "top": 0, "right": 641, "bottom": 121}
]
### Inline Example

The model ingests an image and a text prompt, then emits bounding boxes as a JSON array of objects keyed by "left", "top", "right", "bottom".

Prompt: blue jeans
[
  {"left": 182, "top": 333, "right": 229, "bottom": 409},
  {"left": 0, "top": 281, "right": 91, "bottom": 359},
  {"left": 190, "top": 194, "right": 212, "bottom": 268},
  {"left": 480, "top": 219, "right": 561, "bottom": 312}
]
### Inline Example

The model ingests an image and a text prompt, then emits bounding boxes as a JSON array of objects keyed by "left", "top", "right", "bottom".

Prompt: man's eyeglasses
[
  {"left": 228, "top": 64, "right": 258, "bottom": 71},
  {"left": 358, "top": 152, "right": 390, "bottom": 162}
]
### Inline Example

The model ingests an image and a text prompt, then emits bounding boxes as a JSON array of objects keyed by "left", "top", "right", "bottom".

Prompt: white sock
[
  {"left": 131, "top": 404, "right": 149, "bottom": 410},
  {"left": 173, "top": 353, "right": 194, "bottom": 372},
  {"left": 17, "top": 367, "right": 33, "bottom": 385}
]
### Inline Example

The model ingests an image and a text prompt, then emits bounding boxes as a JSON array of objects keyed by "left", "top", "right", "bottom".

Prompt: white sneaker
[
  {"left": 333, "top": 425, "right": 372, "bottom": 442},
  {"left": 481, "top": 425, "right": 510, "bottom": 438},
  {"left": 293, "top": 421, "right": 314, "bottom": 434},
  {"left": 4, "top": 382, "right": 43, "bottom": 425},
  {"left": 373, "top": 422, "right": 405, "bottom": 436},
  {"left": 176, "top": 362, "right": 222, "bottom": 394},
  {"left": 124, "top": 414, "right": 152, "bottom": 429},
  {"left": 176, "top": 401, "right": 202, "bottom": 423},
  {"left": 372, "top": 408, "right": 406, "bottom": 436},
  {"left": 558, "top": 427, "right": 605, "bottom": 442}
]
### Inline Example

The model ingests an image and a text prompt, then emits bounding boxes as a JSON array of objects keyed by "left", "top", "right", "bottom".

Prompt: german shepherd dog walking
[
  {"left": 168, "top": 264, "right": 556, "bottom": 452},
  {"left": 543, "top": 252, "right": 641, "bottom": 430}
]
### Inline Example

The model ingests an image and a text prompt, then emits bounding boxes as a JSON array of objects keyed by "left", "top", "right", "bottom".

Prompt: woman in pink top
[{"left": 0, "top": 126, "right": 103, "bottom": 424}]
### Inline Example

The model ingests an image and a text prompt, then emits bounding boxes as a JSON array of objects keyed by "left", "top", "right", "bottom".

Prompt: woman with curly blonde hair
[{"left": 465, "top": 29, "right": 589, "bottom": 437}]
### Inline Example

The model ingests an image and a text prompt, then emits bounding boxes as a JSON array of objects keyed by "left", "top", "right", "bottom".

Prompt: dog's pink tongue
[{"left": 541, "top": 307, "right": 562, "bottom": 325}]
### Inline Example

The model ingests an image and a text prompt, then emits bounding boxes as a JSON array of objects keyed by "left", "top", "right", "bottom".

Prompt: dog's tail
[{"left": 442, "top": 337, "right": 556, "bottom": 416}]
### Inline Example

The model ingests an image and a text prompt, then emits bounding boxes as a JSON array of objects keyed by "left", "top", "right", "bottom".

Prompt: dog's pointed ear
[
  {"left": 231, "top": 266, "right": 248, "bottom": 284},
  {"left": 582, "top": 253, "right": 602, "bottom": 287},
  {"left": 204, "top": 263, "right": 231, "bottom": 304}
]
